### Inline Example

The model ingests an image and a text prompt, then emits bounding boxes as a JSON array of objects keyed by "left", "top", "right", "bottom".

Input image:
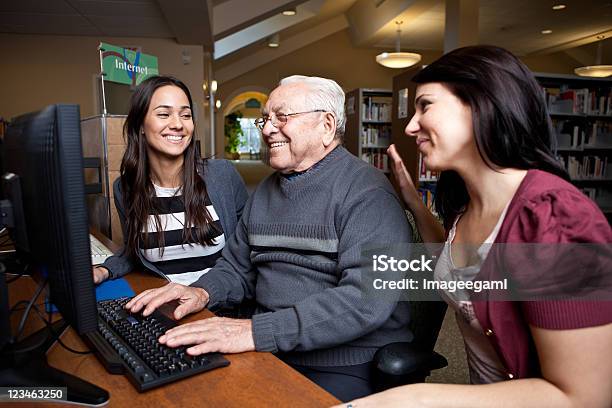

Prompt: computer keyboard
[
  {"left": 85, "top": 297, "right": 230, "bottom": 392},
  {"left": 90, "top": 234, "right": 114, "bottom": 265}
]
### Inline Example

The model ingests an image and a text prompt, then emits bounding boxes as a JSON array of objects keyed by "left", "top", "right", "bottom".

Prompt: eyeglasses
[{"left": 254, "top": 109, "right": 327, "bottom": 131}]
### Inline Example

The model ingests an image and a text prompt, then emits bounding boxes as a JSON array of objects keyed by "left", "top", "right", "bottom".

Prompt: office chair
[
  {"left": 372, "top": 299, "right": 448, "bottom": 391},
  {"left": 370, "top": 210, "right": 449, "bottom": 388}
]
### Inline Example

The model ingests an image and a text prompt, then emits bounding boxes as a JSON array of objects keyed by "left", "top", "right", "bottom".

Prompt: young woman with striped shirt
[{"left": 93, "top": 76, "right": 248, "bottom": 286}]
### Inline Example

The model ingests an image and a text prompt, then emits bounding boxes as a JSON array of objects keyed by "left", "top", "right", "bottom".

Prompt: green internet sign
[{"left": 100, "top": 42, "right": 159, "bottom": 86}]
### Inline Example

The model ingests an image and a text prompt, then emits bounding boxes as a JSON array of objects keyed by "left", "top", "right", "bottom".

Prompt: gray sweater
[
  {"left": 195, "top": 146, "right": 414, "bottom": 367},
  {"left": 103, "top": 159, "right": 249, "bottom": 279}
]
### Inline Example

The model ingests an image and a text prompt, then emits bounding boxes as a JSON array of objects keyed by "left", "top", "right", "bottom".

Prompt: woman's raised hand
[{"left": 388, "top": 144, "right": 420, "bottom": 209}]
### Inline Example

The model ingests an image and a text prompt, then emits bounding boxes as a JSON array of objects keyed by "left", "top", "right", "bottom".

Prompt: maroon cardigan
[{"left": 471, "top": 170, "right": 612, "bottom": 379}]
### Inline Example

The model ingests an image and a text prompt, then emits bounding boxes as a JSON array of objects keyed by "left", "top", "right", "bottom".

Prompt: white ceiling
[
  {"left": 1, "top": 0, "right": 611, "bottom": 77},
  {"left": 214, "top": 0, "right": 325, "bottom": 59}
]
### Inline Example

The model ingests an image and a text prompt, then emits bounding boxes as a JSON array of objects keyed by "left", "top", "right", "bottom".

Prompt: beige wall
[
  {"left": 214, "top": 29, "right": 581, "bottom": 157},
  {"left": 0, "top": 33, "right": 209, "bottom": 149}
]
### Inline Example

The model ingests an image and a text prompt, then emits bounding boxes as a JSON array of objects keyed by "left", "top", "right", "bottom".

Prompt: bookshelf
[
  {"left": 344, "top": 88, "right": 393, "bottom": 173},
  {"left": 536, "top": 73, "right": 612, "bottom": 220}
]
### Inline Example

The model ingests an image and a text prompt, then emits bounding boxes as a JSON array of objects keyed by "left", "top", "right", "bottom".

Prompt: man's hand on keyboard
[
  {"left": 158, "top": 317, "right": 255, "bottom": 354},
  {"left": 93, "top": 266, "right": 110, "bottom": 284},
  {"left": 126, "top": 282, "right": 209, "bottom": 320}
]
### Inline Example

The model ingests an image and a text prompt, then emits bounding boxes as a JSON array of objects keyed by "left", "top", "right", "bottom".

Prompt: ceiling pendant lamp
[
  {"left": 376, "top": 21, "right": 421, "bottom": 69},
  {"left": 574, "top": 36, "right": 612, "bottom": 78}
]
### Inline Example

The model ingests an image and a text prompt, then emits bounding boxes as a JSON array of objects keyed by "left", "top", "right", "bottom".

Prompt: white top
[
  {"left": 433, "top": 203, "right": 510, "bottom": 384},
  {"left": 139, "top": 183, "right": 226, "bottom": 285}
]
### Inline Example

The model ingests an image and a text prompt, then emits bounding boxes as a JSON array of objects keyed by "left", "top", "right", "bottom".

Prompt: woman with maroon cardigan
[{"left": 339, "top": 46, "right": 612, "bottom": 407}]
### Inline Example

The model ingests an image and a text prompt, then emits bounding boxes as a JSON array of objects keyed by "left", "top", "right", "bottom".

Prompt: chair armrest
[{"left": 373, "top": 342, "right": 448, "bottom": 376}]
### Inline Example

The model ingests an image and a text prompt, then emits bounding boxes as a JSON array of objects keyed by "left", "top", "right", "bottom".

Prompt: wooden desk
[{"left": 6, "top": 272, "right": 339, "bottom": 407}]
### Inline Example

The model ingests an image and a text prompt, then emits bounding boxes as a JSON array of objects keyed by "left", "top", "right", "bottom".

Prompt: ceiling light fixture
[
  {"left": 282, "top": 7, "right": 296, "bottom": 16},
  {"left": 211, "top": 80, "right": 218, "bottom": 93},
  {"left": 541, "top": 29, "right": 553, "bottom": 34},
  {"left": 376, "top": 21, "right": 421, "bottom": 69},
  {"left": 267, "top": 33, "right": 280, "bottom": 48},
  {"left": 575, "top": 36, "right": 612, "bottom": 78},
  {"left": 552, "top": 4, "right": 566, "bottom": 10}
]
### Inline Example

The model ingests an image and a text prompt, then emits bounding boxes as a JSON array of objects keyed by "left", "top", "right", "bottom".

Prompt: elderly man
[{"left": 126, "top": 75, "right": 413, "bottom": 401}]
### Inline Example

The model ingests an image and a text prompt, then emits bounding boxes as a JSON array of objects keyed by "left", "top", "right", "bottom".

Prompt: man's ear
[{"left": 322, "top": 112, "right": 336, "bottom": 147}]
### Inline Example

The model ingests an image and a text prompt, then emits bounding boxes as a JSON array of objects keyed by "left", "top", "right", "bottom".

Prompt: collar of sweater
[{"left": 277, "top": 145, "right": 347, "bottom": 198}]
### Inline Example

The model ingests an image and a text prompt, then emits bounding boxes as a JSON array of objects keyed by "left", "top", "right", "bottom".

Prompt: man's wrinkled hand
[
  {"left": 125, "top": 282, "right": 209, "bottom": 320},
  {"left": 159, "top": 317, "right": 256, "bottom": 355}
]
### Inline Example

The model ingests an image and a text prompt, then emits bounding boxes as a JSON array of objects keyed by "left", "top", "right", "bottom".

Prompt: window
[
  {"left": 238, "top": 118, "right": 261, "bottom": 159},
  {"left": 224, "top": 92, "right": 268, "bottom": 161}
]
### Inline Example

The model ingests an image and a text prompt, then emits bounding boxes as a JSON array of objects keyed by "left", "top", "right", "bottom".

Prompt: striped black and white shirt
[{"left": 139, "top": 183, "right": 225, "bottom": 285}]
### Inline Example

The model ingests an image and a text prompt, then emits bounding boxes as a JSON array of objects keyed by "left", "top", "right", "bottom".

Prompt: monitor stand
[{"left": 0, "top": 319, "right": 109, "bottom": 406}]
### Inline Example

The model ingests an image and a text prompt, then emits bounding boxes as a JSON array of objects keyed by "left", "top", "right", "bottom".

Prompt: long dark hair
[
  {"left": 121, "top": 75, "right": 220, "bottom": 257},
  {"left": 412, "top": 45, "right": 569, "bottom": 230}
]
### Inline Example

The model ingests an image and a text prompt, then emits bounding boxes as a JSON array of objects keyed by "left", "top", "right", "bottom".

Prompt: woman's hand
[
  {"left": 332, "top": 385, "right": 427, "bottom": 408},
  {"left": 333, "top": 324, "right": 612, "bottom": 408},
  {"left": 388, "top": 144, "right": 445, "bottom": 243},
  {"left": 388, "top": 144, "right": 420, "bottom": 210},
  {"left": 93, "top": 266, "right": 110, "bottom": 284}
]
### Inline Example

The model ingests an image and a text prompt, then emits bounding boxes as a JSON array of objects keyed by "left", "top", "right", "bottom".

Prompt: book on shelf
[
  {"left": 552, "top": 118, "right": 584, "bottom": 148},
  {"left": 588, "top": 87, "right": 612, "bottom": 115},
  {"left": 361, "top": 125, "right": 391, "bottom": 147},
  {"left": 362, "top": 96, "right": 392, "bottom": 122},
  {"left": 361, "top": 151, "right": 389, "bottom": 172},
  {"left": 417, "top": 183, "right": 437, "bottom": 215},
  {"left": 560, "top": 155, "right": 609, "bottom": 179},
  {"left": 553, "top": 119, "right": 612, "bottom": 149},
  {"left": 417, "top": 153, "right": 440, "bottom": 181},
  {"left": 543, "top": 86, "right": 612, "bottom": 115},
  {"left": 587, "top": 121, "right": 612, "bottom": 147}
]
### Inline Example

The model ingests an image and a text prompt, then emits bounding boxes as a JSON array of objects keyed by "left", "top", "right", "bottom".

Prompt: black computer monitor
[{"left": 0, "top": 104, "right": 108, "bottom": 405}]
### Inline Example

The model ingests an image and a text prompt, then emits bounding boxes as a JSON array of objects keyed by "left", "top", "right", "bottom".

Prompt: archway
[{"left": 223, "top": 91, "right": 268, "bottom": 160}]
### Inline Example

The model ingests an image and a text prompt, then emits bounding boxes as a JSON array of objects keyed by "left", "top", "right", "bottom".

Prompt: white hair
[{"left": 279, "top": 75, "right": 346, "bottom": 140}]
